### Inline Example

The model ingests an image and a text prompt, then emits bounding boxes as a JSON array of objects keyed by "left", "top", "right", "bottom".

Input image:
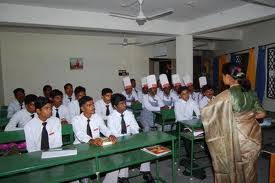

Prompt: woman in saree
[{"left": 201, "top": 62, "right": 266, "bottom": 183}]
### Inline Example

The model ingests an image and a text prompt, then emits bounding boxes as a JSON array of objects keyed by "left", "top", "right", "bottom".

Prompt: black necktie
[
  {"left": 106, "top": 105, "right": 110, "bottom": 116},
  {"left": 41, "top": 122, "right": 49, "bottom": 151},
  {"left": 68, "top": 97, "right": 72, "bottom": 102},
  {"left": 20, "top": 103, "right": 23, "bottom": 109},
  {"left": 87, "top": 119, "right": 93, "bottom": 138},
  {"left": 121, "top": 114, "right": 127, "bottom": 134},
  {"left": 30, "top": 114, "right": 34, "bottom": 118},
  {"left": 55, "top": 108, "right": 60, "bottom": 118}
]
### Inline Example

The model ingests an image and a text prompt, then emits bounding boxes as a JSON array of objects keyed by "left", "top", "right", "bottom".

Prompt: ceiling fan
[
  {"left": 240, "top": 0, "right": 275, "bottom": 7},
  {"left": 110, "top": 0, "right": 174, "bottom": 25},
  {"left": 109, "top": 34, "right": 141, "bottom": 46}
]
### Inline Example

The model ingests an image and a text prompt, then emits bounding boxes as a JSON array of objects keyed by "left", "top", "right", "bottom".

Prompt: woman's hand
[{"left": 255, "top": 111, "right": 266, "bottom": 119}]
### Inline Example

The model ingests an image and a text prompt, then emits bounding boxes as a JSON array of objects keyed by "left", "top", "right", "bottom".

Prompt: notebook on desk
[{"left": 41, "top": 148, "right": 77, "bottom": 159}]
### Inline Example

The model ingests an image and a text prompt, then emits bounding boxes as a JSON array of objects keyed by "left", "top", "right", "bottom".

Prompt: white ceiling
[{"left": 0, "top": 0, "right": 247, "bottom": 22}]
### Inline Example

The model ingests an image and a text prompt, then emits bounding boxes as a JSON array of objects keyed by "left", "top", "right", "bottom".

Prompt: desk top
[
  {"left": 178, "top": 119, "right": 203, "bottom": 128},
  {"left": 0, "top": 131, "right": 175, "bottom": 177}
]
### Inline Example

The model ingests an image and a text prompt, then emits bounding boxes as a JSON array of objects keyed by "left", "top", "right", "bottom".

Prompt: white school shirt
[
  {"left": 158, "top": 92, "right": 177, "bottom": 107},
  {"left": 143, "top": 94, "right": 165, "bottom": 112},
  {"left": 191, "top": 92, "right": 203, "bottom": 105},
  {"left": 7, "top": 100, "right": 25, "bottom": 118},
  {"left": 95, "top": 99, "right": 114, "bottom": 121},
  {"left": 52, "top": 104, "right": 71, "bottom": 123},
  {"left": 63, "top": 94, "right": 75, "bottom": 107},
  {"left": 68, "top": 100, "right": 80, "bottom": 121},
  {"left": 72, "top": 113, "right": 111, "bottom": 144},
  {"left": 24, "top": 116, "right": 62, "bottom": 152},
  {"left": 170, "top": 90, "right": 180, "bottom": 101},
  {"left": 107, "top": 110, "right": 140, "bottom": 137},
  {"left": 199, "top": 96, "right": 215, "bottom": 109},
  {"left": 5, "top": 109, "right": 35, "bottom": 131},
  {"left": 174, "top": 98, "right": 200, "bottom": 122},
  {"left": 121, "top": 91, "right": 139, "bottom": 107}
]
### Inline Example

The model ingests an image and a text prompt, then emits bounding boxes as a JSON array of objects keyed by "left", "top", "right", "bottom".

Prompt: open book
[
  {"left": 184, "top": 127, "right": 204, "bottom": 137},
  {"left": 141, "top": 145, "right": 171, "bottom": 157}
]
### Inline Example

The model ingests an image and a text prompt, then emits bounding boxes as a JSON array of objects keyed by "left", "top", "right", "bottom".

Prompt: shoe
[
  {"left": 118, "top": 177, "right": 130, "bottom": 183},
  {"left": 141, "top": 172, "right": 155, "bottom": 183}
]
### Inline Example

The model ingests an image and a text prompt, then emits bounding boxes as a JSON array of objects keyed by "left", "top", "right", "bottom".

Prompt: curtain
[
  {"left": 255, "top": 46, "right": 266, "bottom": 103},
  {"left": 247, "top": 48, "right": 256, "bottom": 90}
]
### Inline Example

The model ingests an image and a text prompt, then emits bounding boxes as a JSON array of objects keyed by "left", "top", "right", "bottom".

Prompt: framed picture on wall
[{"left": 70, "top": 58, "right": 83, "bottom": 70}]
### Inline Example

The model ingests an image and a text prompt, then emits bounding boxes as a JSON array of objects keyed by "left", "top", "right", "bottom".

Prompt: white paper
[{"left": 41, "top": 149, "right": 77, "bottom": 159}]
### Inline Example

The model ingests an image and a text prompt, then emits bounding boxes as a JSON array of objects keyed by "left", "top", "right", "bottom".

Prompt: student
[
  {"left": 141, "top": 75, "right": 167, "bottom": 132},
  {"left": 174, "top": 86, "right": 200, "bottom": 121},
  {"left": 183, "top": 74, "right": 202, "bottom": 104},
  {"left": 50, "top": 89, "right": 70, "bottom": 124},
  {"left": 156, "top": 79, "right": 163, "bottom": 97},
  {"left": 138, "top": 77, "right": 148, "bottom": 102},
  {"left": 158, "top": 74, "right": 177, "bottom": 108},
  {"left": 95, "top": 88, "right": 114, "bottom": 121},
  {"left": 7, "top": 88, "right": 26, "bottom": 118},
  {"left": 130, "top": 78, "right": 141, "bottom": 95},
  {"left": 24, "top": 96, "right": 62, "bottom": 152},
  {"left": 43, "top": 85, "right": 52, "bottom": 100},
  {"left": 199, "top": 85, "right": 215, "bottom": 109},
  {"left": 5, "top": 94, "right": 37, "bottom": 131},
  {"left": 170, "top": 74, "right": 182, "bottom": 101},
  {"left": 121, "top": 77, "right": 139, "bottom": 108},
  {"left": 72, "top": 96, "right": 116, "bottom": 144},
  {"left": 68, "top": 86, "right": 86, "bottom": 121},
  {"left": 106, "top": 93, "right": 155, "bottom": 183},
  {"left": 63, "top": 83, "right": 75, "bottom": 106}
]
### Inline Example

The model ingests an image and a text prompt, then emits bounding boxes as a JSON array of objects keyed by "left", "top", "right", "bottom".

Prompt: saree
[{"left": 201, "top": 85, "right": 263, "bottom": 183}]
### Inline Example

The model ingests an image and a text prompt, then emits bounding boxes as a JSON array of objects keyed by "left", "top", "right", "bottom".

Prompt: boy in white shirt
[
  {"left": 183, "top": 75, "right": 202, "bottom": 105},
  {"left": 7, "top": 88, "right": 25, "bottom": 118},
  {"left": 130, "top": 78, "right": 141, "bottom": 96},
  {"left": 141, "top": 75, "right": 167, "bottom": 132},
  {"left": 5, "top": 94, "right": 37, "bottom": 131},
  {"left": 106, "top": 93, "right": 155, "bottom": 183},
  {"left": 170, "top": 74, "right": 182, "bottom": 102},
  {"left": 63, "top": 83, "right": 75, "bottom": 106},
  {"left": 50, "top": 89, "right": 70, "bottom": 124},
  {"left": 199, "top": 85, "right": 214, "bottom": 109},
  {"left": 68, "top": 86, "right": 86, "bottom": 121},
  {"left": 121, "top": 77, "right": 139, "bottom": 108},
  {"left": 95, "top": 88, "right": 114, "bottom": 121},
  {"left": 43, "top": 85, "right": 52, "bottom": 100},
  {"left": 72, "top": 96, "right": 116, "bottom": 145},
  {"left": 158, "top": 74, "right": 177, "bottom": 108},
  {"left": 24, "top": 97, "right": 62, "bottom": 152}
]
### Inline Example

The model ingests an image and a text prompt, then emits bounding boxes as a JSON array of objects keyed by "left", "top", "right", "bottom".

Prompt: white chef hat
[
  {"left": 147, "top": 75, "right": 157, "bottom": 89},
  {"left": 183, "top": 74, "right": 193, "bottom": 86},
  {"left": 172, "top": 74, "right": 182, "bottom": 87},
  {"left": 159, "top": 74, "right": 170, "bottom": 88},
  {"left": 199, "top": 76, "right": 207, "bottom": 88},
  {"left": 141, "top": 77, "right": 148, "bottom": 88},
  {"left": 122, "top": 76, "right": 132, "bottom": 89}
]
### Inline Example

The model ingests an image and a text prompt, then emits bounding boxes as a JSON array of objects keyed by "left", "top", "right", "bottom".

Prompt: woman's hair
[{"left": 222, "top": 62, "right": 251, "bottom": 92}]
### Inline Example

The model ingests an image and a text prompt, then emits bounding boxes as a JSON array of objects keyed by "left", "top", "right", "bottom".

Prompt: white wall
[
  {"left": 0, "top": 31, "right": 152, "bottom": 104},
  {"left": 215, "top": 19, "right": 275, "bottom": 111},
  {"left": 0, "top": 40, "right": 4, "bottom": 105}
]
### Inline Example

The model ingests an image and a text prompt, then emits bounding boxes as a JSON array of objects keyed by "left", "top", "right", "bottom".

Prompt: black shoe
[
  {"left": 118, "top": 177, "right": 130, "bottom": 183},
  {"left": 141, "top": 172, "right": 155, "bottom": 183}
]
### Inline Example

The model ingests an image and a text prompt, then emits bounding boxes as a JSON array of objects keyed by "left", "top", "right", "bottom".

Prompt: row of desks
[{"left": 0, "top": 131, "right": 176, "bottom": 183}]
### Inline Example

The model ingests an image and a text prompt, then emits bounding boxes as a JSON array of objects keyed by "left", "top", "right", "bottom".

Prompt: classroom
[{"left": 0, "top": 0, "right": 274, "bottom": 183}]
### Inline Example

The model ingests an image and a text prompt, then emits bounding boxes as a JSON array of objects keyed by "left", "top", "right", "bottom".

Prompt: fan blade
[
  {"left": 147, "top": 8, "right": 174, "bottom": 20},
  {"left": 108, "top": 43, "right": 123, "bottom": 45},
  {"left": 241, "top": 0, "right": 275, "bottom": 8},
  {"left": 109, "top": 12, "right": 137, "bottom": 20}
]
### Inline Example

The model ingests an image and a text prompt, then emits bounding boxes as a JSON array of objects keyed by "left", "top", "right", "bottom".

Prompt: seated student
[
  {"left": 43, "top": 85, "right": 52, "bottom": 100},
  {"left": 138, "top": 77, "right": 148, "bottom": 102},
  {"left": 142, "top": 75, "right": 167, "bottom": 132},
  {"left": 158, "top": 74, "right": 177, "bottom": 108},
  {"left": 199, "top": 84, "right": 215, "bottom": 109},
  {"left": 130, "top": 78, "right": 141, "bottom": 96},
  {"left": 68, "top": 86, "right": 86, "bottom": 121},
  {"left": 183, "top": 74, "right": 202, "bottom": 105},
  {"left": 170, "top": 74, "right": 182, "bottom": 101},
  {"left": 95, "top": 88, "right": 114, "bottom": 121},
  {"left": 63, "top": 83, "right": 75, "bottom": 107},
  {"left": 72, "top": 96, "right": 116, "bottom": 145},
  {"left": 174, "top": 86, "right": 200, "bottom": 121},
  {"left": 24, "top": 97, "right": 62, "bottom": 152},
  {"left": 121, "top": 77, "right": 139, "bottom": 108},
  {"left": 50, "top": 89, "right": 70, "bottom": 124},
  {"left": 7, "top": 88, "right": 26, "bottom": 118},
  {"left": 156, "top": 79, "right": 163, "bottom": 97},
  {"left": 106, "top": 93, "right": 155, "bottom": 183},
  {"left": 5, "top": 94, "right": 37, "bottom": 131}
]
